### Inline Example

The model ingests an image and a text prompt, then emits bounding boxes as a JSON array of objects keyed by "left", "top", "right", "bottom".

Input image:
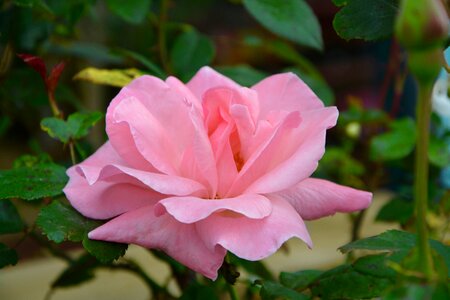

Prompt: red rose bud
[{"left": 395, "top": 0, "right": 448, "bottom": 51}]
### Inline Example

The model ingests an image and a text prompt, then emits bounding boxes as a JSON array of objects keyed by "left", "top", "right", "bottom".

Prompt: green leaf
[
  {"left": 310, "top": 264, "right": 392, "bottom": 299},
  {"left": 52, "top": 254, "right": 99, "bottom": 288},
  {"left": 0, "top": 200, "right": 25, "bottom": 234},
  {"left": 41, "top": 111, "right": 103, "bottom": 143},
  {"left": 105, "top": 0, "right": 151, "bottom": 24},
  {"left": 243, "top": 0, "right": 323, "bottom": 50},
  {"left": 279, "top": 270, "right": 322, "bottom": 290},
  {"left": 260, "top": 281, "right": 308, "bottom": 300},
  {"left": 376, "top": 197, "right": 414, "bottom": 225},
  {"left": 333, "top": 0, "right": 399, "bottom": 41},
  {"left": 383, "top": 283, "right": 450, "bottom": 300},
  {"left": 115, "top": 48, "right": 166, "bottom": 78},
  {"left": 0, "top": 163, "right": 68, "bottom": 200},
  {"left": 180, "top": 283, "right": 219, "bottom": 300},
  {"left": 370, "top": 118, "right": 416, "bottom": 161},
  {"left": 37, "top": 201, "right": 127, "bottom": 263},
  {"left": 429, "top": 136, "right": 450, "bottom": 168},
  {"left": 170, "top": 30, "right": 215, "bottom": 81},
  {"left": 0, "top": 243, "right": 18, "bottom": 268},
  {"left": 215, "top": 65, "right": 268, "bottom": 87},
  {"left": 73, "top": 67, "right": 145, "bottom": 87},
  {"left": 352, "top": 252, "right": 407, "bottom": 279}
]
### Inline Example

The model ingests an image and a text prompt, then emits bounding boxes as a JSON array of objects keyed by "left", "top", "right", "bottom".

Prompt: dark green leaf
[
  {"left": 376, "top": 197, "right": 414, "bottom": 225},
  {"left": 170, "top": 30, "right": 215, "bottom": 81},
  {"left": 82, "top": 237, "right": 127, "bottom": 264},
  {"left": 105, "top": 0, "right": 151, "bottom": 24},
  {"left": 333, "top": 0, "right": 399, "bottom": 41},
  {"left": 352, "top": 252, "right": 407, "bottom": 279},
  {"left": 0, "top": 200, "right": 25, "bottom": 234},
  {"left": 0, "top": 163, "right": 67, "bottom": 200},
  {"left": 41, "top": 111, "right": 103, "bottom": 143},
  {"left": 115, "top": 48, "right": 165, "bottom": 78},
  {"left": 216, "top": 65, "right": 268, "bottom": 87},
  {"left": 383, "top": 283, "right": 450, "bottom": 300},
  {"left": 429, "top": 136, "right": 450, "bottom": 168},
  {"left": 310, "top": 264, "right": 392, "bottom": 299},
  {"left": 339, "top": 230, "right": 416, "bottom": 253},
  {"left": 260, "top": 281, "right": 308, "bottom": 300},
  {"left": 279, "top": 270, "right": 322, "bottom": 290},
  {"left": 0, "top": 243, "right": 18, "bottom": 268},
  {"left": 370, "top": 118, "right": 416, "bottom": 161},
  {"left": 180, "top": 283, "right": 219, "bottom": 300},
  {"left": 243, "top": 0, "right": 323, "bottom": 50},
  {"left": 37, "top": 201, "right": 127, "bottom": 263},
  {"left": 229, "top": 253, "right": 274, "bottom": 280},
  {"left": 52, "top": 254, "right": 99, "bottom": 288}
]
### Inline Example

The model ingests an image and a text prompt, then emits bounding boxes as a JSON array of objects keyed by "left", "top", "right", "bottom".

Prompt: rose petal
[
  {"left": 187, "top": 67, "right": 241, "bottom": 101},
  {"left": 88, "top": 205, "right": 226, "bottom": 280},
  {"left": 154, "top": 194, "right": 272, "bottom": 223},
  {"left": 64, "top": 168, "right": 160, "bottom": 219},
  {"left": 240, "top": 107, "right": 338, "bottom": 195},
  {"left": 252, "top": 72, "right": 324, "bottom": 119},
  {"left": 271, "top": 178, "right": 372, "bottom": 220},
  {"left": 197, "top": 196, "right": 312, "bottom": 261}
]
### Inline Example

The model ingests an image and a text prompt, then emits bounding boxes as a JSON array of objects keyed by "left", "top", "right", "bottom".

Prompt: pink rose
[{"left": 64, "top": 67, "right": 371, "bottom": 279}]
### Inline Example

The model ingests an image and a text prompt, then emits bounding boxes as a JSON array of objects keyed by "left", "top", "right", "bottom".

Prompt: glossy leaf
[
  {"left": 243, "top": 0, "right": 323, "bottom": 50},
  {"left": 279, "top": 270, "right": 322, "bottom": 290},
  {"left": 170, "top": 30, "right": 215, "bottom": 81},
  {"left": 0, "top": 243, "right": 18, "bottom": 268},
  {"left": 73, "top": 67, "right": 145, "bottom": 87},
  {"left": 37, "top": 201, "right": 127, "bottom": 263},
  {"left": 41, "top": 111, "right": 103, "bottom": 143},
  {"left": 370, "top": 118, "right": 416, "bottom": 161},
  {"left": 0, "top": 200, "right": 25, "bottom": 234},
  {"left": 0, "top": 163, "right": 67, "bottom": 200},
  {"left": 260, "top": 281, "right": 308, "bottom": 300},
  {"left": 105, "top": 0, "right": 151, "bottom": 24},
  {"left": 310, "top": 264, "right": 392, "bottom": 299},
  {"left": 333, "top": 0, "right": 399, "bottom": 41}
]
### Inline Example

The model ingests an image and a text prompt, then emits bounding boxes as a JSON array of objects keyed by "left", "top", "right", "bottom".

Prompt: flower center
[{"left": 233, "top": 152, "right": 244, "bottom": 172}]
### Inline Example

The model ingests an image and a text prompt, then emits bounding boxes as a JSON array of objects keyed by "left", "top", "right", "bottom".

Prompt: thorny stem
[
  {"left": 414, "top": 82, "right": 434, "bottom": 280},
  {"left": 158, "top": 0, "right": 171, "bottom": 74}
]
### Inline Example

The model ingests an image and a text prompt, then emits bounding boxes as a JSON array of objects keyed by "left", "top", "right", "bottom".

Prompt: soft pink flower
[{"left": 64, "top": 67, "right": 372, "bottom": 279}]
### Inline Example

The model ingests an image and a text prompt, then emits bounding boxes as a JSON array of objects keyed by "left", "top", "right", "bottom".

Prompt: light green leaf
[
  {"left": 170, "top": 30, "right": 215, "bottom": 81},
  {"left": 0, "top": 200, "right": 25, "bottom": 234},
  {"left": 73, "top": 67, "right": 145, "bottom": 87},
  {"left": 216, "top": 65, "right": 268, "bottom": 87},
  {"left": 0, "top": 243, "right": 18, "bottom": 268},
  {"left": 333, "top": 0, "right": 399, "bottom": 41},
  {"left": 0, "top": 163, "right": 67, "bottom": 200},
  {"left": 243, "top": 0, "right": 323, "bottom": 50},
  {"left": 105, "top": 0, "right": 152, "bottom": 24},
  {"left": 370, "top": 118, "right": 416, "bottom": 161},
  {"left": 429, "top": 136, "right": 450, "bottom": 168},
  {"left": 41, "top": 111, "right": 103, "bottom": 143},
  {"left": 37, "top": 201, "right": 127, "bottom": 263}
]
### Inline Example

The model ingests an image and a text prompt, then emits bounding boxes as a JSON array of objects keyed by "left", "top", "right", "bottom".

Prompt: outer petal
[
  {"left": 271, "top": 178, "right": 372, "bottom": 220},
  {"left": 88, "top": 205, "right": 226, "bottom": 280},
  {"left": 154, "top": 194, "right": 272, "bottom": 224},
  {"left": 64, "top": 167, "right": 160, "bottom": 220},
  {"left": 196, "top": 196, "right": 312, "bottom": 261},
  {"left": 186, "top": 67, "right": 241, "bottom": 101},
  {"left": 252, "top": 72, "right": 324, "bottom": 119}
]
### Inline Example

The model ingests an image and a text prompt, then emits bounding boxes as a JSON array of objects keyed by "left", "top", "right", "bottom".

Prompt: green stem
[
  {"left": 69, "top": 141, "right": 77, "bottom": 165},
  {"left": 226, "top": 283, "right": 240, "bottom": 300},
  {"left": 47, "top": 92, "right": 62, "bottom": 119},
  {"left": 414, "top": 82, "right": 434, "bottom": 280}
]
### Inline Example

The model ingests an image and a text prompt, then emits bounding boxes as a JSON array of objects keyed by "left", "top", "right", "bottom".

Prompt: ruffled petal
[
  {"left": 196, "top": 196, "right": 311, "bottom": 261},
  {"left": 252, "top": 72, "right": 324, "bottom": 119},
  {"left": 154, "top": 194, "right": 272, "bottom": 223},
  {"left": 271, "top": 178, "right": 372, "bottom": 220},
  {"left": 88, "top": 205, "right": 227, "bottom": 280},
  {"left": 187, "top": 67, "right": 241, "bottom": 101}
]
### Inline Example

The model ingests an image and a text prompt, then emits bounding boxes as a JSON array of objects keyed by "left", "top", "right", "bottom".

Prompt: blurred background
[{"left": 0, "top": 0, "right": 449, "bottom": 299}]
